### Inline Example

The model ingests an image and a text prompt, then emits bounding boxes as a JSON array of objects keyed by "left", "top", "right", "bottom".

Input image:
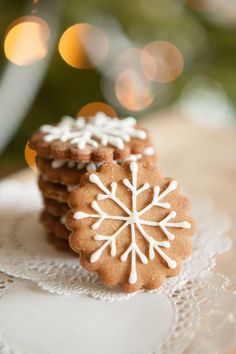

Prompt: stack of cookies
[
  {"left": 30, "top": 112, "right": 195, "bottom": 292},
  {"left": 30, "top": 112, "right": 156, "bottom": 244}
]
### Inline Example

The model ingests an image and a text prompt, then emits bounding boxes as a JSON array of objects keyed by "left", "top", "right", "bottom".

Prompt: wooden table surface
[{"left": 2, "top": 109, "right": 236, "bottom": 353}]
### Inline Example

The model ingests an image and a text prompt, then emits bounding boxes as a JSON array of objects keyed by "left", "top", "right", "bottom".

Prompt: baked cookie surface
[{"left": 67, "top": 161, "right": 195, "bottom": 293}]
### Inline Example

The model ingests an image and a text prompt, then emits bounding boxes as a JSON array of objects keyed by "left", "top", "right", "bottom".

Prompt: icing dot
[
  {"left": 143, "top": 146, "right": 154, "bottom": 156},
  {"left": 137, "top": 130, "right": 147, "bottom": 139},
  {"left": 130, "top": 161, "right": 138, "bottom": 174},
  {"left": 182, "top": 221, "right": 191, "bottom": 229},
  {"left": 168, "top": 259, "right": 177, "bottom": 269},
  {"left": 51, "top": 159, "right": 67, "bottom": 169},
  {"left": 89, "top": 174, "right": 100, "bottom": 184},
  {"left": 169, "top": 180, "right": 178, "bottom": 191},
  {"left": 86, "top": 163, "right": 97, "bottom": 172},
  {"left": 90, "top": 249, "right": 102, "bottom": 263},
  {"left": 129, "top": 269, "right": 137, "bottom": 284},
  {"left": 161, "top": 241, "right": 170, "bottom": 248}
]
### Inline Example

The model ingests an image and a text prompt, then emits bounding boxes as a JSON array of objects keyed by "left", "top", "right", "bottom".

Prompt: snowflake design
[
  {"left": 40, "top": 112, "right": 146, "bottom": 150},
  {"left": 73, "top": 162, "right": 191, "bottom": 285}
]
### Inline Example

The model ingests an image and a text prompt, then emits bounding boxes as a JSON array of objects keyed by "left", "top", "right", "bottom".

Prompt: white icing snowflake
[
  {"left": 40, "top": 112, "right": 146, "bottom": 150},
  {"left": 73, "top": 162, "right": 191, "bottom": 285}
]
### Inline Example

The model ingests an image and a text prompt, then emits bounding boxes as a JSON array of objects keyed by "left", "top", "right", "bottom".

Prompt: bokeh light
[
  {"left": 77, "top": 102, "right": 117, "bottom": 118},
  {"left": 111, "top": 48, "right": 155, "bottom": 112},
  {"left": 180, "top": 77, "right": 235, "bottom": 128},
  {"left": 58, "top": 23, "right": 109, "bottom": 69},
  {"left": 115, "top": 69, "right": 154, "bottom": 111},
  {"left": 4, "top": 16, "right": 50, "bottom": 66},
  {"left": 141, "top": 41, "right": 184, "bottom": 83},
  {"left": 25, "top": 142, "right": 37, "bottom": 171},
  {"left": 116, "top": 48, "right": 155, "bottom": 74},
  {"left": 205, "top": 0, "right": 236, "bottom": 26},
  {"left": 186, "top": 0, "right": 226, "bottom": 12}
]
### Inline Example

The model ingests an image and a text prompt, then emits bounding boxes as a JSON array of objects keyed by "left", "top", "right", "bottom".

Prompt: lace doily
[
  {"left": 0, "top": 179, "right": 235, "bottom": 353},
  {"left": 0, "top": 274, "right": 236, "bottom": 354}
]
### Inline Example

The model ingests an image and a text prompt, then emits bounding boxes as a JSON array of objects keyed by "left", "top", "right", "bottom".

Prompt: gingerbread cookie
[
  {"left": 36, "top": 156, "right": 86, "bottom": 185},
  {"left": 46, "top": 233, "right": 73, "bottom": 253},
  {"left": 40, "top": 210, "right": 69, "bottom": 240},
  {"left": 43, "top": 197, "right": 69, "bottom": 217},
  {"left": 36, "top": 153, "right": 157, "bottom": 185},
  {"left": 38, "top": 176, "right": 71, "bottom": 202},
  {"left": 29, "top": 113, "right": 155, "bottom": 162},
  {"left": 67, "top": 162, "right": 195, "bottom": 293}
]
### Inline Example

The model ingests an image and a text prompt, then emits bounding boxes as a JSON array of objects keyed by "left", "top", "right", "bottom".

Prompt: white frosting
[
  {"left": 41, "top": 112, "right": 146, "bottom": 150},
  {"left": 50, "top": 149, "right": 153, "bottom": 171},
  {"left": 51, "top": 160, "right": 67, "bottom": 169},
  {"left": 67, "top": 185, "right": 77, "bottom": 192},
  {"left": 51, "top": 159, "right": 103, "bottom": 172},
  {"left": 143, "top": 146, "right": 154, "bottom": 156},
  {"left": 86, "top": 162, "right": 102, "bottom": 172},
  {"left": 124, "top": 154, "right": 142, "bottom": 162},
  {"left": 73, "top": 162, "right": 191, "bottom": 285},
  {"left": 60, "top": 215, "right": 66, "bottom": 225}
]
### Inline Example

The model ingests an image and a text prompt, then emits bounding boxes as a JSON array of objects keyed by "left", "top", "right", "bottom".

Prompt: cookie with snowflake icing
[
  {"left": 29, "top": 112, "right": 155, "bottom": 162},
  {"left": 67, "top": 162, "right": 195, "bottom": 293}
]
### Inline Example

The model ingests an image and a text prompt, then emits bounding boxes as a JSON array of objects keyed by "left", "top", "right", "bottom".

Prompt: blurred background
[{"left": 0, "top": 0, "right": 236, "bottom": 176}]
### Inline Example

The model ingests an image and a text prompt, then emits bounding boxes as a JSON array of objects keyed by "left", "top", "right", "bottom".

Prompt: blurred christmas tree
[{"left": 0, "top": 0, "right": 235, "bottom": 174}]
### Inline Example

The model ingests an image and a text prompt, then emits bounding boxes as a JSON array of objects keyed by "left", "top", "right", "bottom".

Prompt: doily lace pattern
[{"left": 0, "top": 272, "right": 18, "bottom": 354}]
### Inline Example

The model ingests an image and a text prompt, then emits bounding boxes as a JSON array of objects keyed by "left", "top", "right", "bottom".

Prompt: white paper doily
[
  {"left": 0, "top": 178, "right": 235, "bottom": 354},
  {"left": 0, "top": 273, "right": 236, "bottom": 354}
]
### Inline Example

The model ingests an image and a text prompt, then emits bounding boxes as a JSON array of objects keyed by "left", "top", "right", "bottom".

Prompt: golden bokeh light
[
  {"left": 186, "top": 0, "right": 226, "bottom": 12},
  {"left": 4, "top": 16, "right": 50, "bottom": 66},
  {"left": 115, "top": 69, "right": 154, "bottom": 112},
  {"left": 58, "top": 23, "right": 109, "bottom": 69},
  {"left": 141, "top": 41, "right": 184, "bottom": 83},
  {"left": 25, "top": 142, "right": 37, "bottom": 171},
  {"left": 77, "top": 102, "right": 117, "bottom": 118}
]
